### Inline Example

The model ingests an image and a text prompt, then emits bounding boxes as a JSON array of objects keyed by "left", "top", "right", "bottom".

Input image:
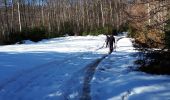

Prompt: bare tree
[{"left": 0, "top": 0, "right": 129, "bottom": 43}]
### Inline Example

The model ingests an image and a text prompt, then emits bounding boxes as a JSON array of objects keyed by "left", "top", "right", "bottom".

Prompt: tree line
[
  {"left": 0, "top": 0, "right": 169, "bottom": 46},
  {"left": 0, "top": 0, "right": 127, "bottom": 44}
]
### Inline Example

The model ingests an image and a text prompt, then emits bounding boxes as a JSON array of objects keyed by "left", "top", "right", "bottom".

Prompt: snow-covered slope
[
  {"left": 0, "top": 35, "right": 108, "bottom": 100},
  {"left": 0, "top": 35, "right": 169, "bottom": 100},
  {"left": 0, "top": 35, "right": 107, "bottom": 84},
  {"left": 91, "top": 38, "right": 170, "bottom": 100}
]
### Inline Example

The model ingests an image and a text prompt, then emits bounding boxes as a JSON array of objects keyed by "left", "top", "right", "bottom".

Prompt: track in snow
[
  {"left": 0, "top": 45, "right": 107, "bottom": 100},
  {"left": 80, "top": 54, "right": 108, "bottom": 100}
]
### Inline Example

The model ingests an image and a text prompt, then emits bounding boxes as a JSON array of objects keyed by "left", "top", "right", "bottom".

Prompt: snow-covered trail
[
  {"left": 0, "top": 35, "right": 108, "bottom": 100},
  {"left": 0, "top": 52, "right": 106, "bottom": 100},
  {"left": 91, "top": 38, "right": 170, "bottom": 100},
  {"left": 0, "top": 35, "right": 170, "bottom": 100},
  {"left": 0, "top": 35, "right": 107, "bottom": 85}
]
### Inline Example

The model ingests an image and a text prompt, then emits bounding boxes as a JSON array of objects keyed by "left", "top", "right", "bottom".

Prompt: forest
[
  {"left": 0, "top": 0, "right": 126, "bottom": 44},
  {"left": 0, "top": 0, "right": 168, "bottom": 45}
]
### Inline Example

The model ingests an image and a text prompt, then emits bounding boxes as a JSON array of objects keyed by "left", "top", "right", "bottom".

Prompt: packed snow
[{"left": 0, "top": 35, "right": 169, "bottom": 100}]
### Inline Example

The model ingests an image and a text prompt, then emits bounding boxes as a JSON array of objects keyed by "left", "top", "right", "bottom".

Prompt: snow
[
  {"left": 0, "top": 35, "right": 107, "bottom": 100},
  {"left": 0, "top": 35, "right": 169, "bottom": 100},
  {"left": 0, "top": 35, "right": 107, "bottom": 81},
  {"left": 91, "top": 37, "right": 170, "bottom": 100}
]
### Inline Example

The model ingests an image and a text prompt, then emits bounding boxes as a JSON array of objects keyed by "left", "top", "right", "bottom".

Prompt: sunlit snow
[{"left": 0, "top": 35, "right": 169, "bottom": 100}]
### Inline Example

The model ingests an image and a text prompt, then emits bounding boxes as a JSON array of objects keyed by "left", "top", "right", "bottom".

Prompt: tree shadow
[{"left": 0, "top": 50, "right": 106, "bottom": 100}]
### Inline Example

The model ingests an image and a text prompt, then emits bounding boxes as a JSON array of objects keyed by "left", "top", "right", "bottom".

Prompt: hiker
[
  {"left": 105, "top": 34, "right": 115, "bottom": 54},
  {"left": 109, "top": 35, "right": 115, "bottom": 54}
]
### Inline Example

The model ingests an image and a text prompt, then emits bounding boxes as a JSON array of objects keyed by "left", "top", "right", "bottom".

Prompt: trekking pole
[{"left": 95, "top": 42, "right": 106, "bottom": 51}]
